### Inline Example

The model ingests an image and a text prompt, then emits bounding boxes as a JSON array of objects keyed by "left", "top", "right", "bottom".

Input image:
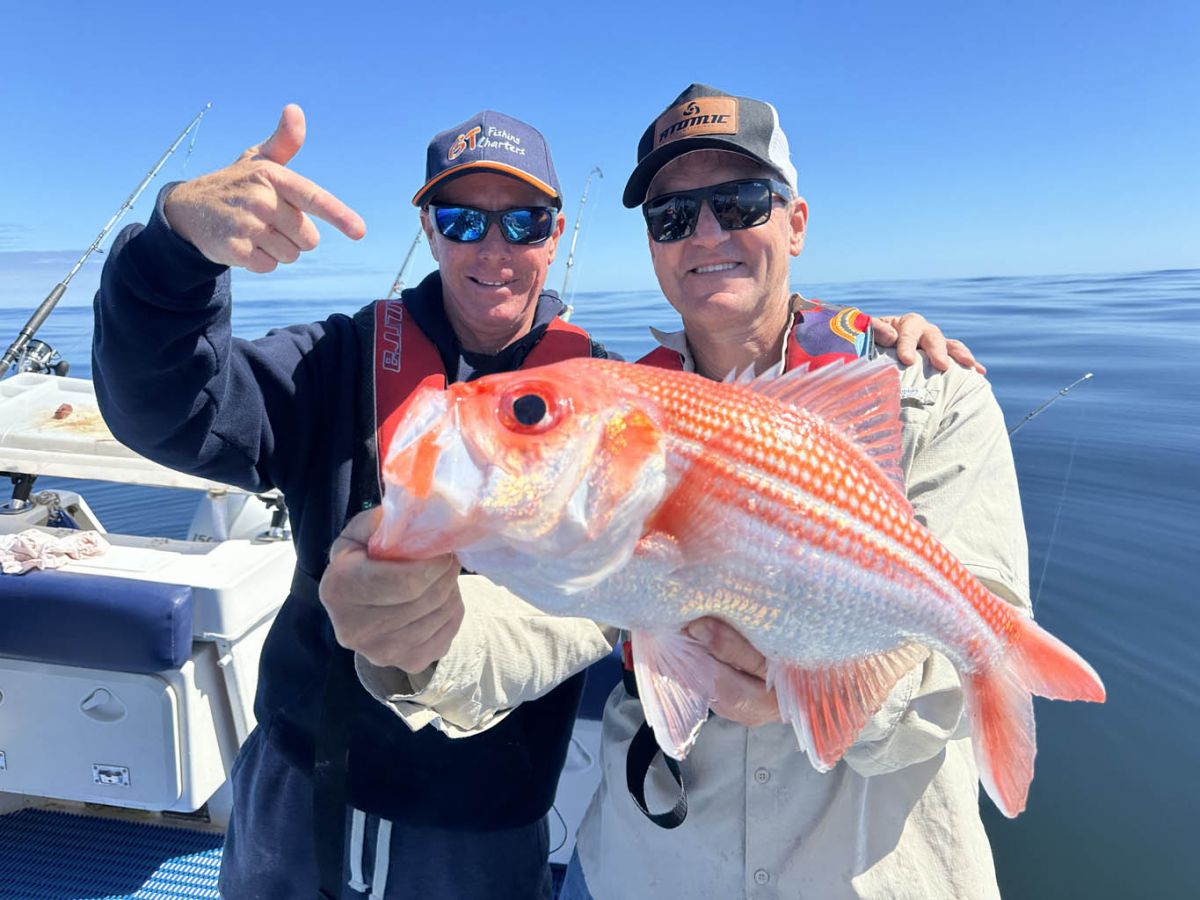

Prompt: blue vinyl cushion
[{"left": 0, "top": 569, "right": 193, "bottom": 672}]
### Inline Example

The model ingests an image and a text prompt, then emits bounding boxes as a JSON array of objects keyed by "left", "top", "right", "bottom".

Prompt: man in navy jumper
[
  {"left": 94, "top": 103, "right": 617, "bottom": 899},
  {"left": 94, "top": 103, "right": 976, "bottom": 898}
]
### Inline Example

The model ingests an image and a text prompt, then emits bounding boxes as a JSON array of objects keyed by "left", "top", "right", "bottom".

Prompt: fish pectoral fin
[
  {"left": 631, "top": 628, "right": 719, "bottom": 760},
  {"left": 767, "top": 643, "right": 929, "bottom": 771},
  {"left": 643, "top": 458, "right": 736, "bottom": 563}
]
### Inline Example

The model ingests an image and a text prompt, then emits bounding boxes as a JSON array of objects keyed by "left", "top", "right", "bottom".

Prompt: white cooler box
[{"left": 0, "top": 538, "right": 293, "bottom": 816}]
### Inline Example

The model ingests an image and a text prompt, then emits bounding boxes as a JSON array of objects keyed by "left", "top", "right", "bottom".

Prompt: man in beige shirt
[
  {"left": 555, "top": 85, "right": 1029, "bottom": 900},
  {"left": 330, "top": 85, "right": 1022, "bottom": 899}
]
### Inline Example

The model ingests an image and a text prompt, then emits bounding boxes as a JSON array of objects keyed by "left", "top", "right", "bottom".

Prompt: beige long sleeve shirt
[{"left": 360, "top": 322, "right": 1030, "bottom": 900}]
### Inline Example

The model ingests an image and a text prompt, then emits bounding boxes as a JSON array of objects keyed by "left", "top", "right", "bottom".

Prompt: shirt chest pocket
[{"left": 899, "top": 387, "right": 938, "bottom": 474}]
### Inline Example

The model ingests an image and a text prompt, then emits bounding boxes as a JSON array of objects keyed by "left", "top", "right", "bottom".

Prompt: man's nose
[
  {"left": 689, "top": 201, "right": 729, "bottom": 247},
  {"left": 476, "top": 221, "right": 512, "bottom": 256}
]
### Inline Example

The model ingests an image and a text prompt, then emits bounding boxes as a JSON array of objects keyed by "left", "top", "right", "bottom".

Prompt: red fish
[{"left": 371, "top": 356, "right": 1105, "bottom": 817}]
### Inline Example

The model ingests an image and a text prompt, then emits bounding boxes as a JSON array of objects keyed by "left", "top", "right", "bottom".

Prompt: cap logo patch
[
  {"left": 448, "top": 126, "right": 482, "bottom": 161},
  {"left": 655, "top": 97, "right": 739, "bottom": 146},
  {"left": 448, "top": 124, "right": 529, "bottom": 162}
]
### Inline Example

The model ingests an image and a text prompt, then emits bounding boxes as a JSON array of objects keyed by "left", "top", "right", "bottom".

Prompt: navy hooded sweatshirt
[{"left": 92, "top": 187, "right": 606, "bottom": 828}]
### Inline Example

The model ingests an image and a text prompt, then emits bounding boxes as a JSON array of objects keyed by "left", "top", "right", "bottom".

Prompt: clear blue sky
[{"left": 1, "top": 2, "right": 1197, "bottom": 308}]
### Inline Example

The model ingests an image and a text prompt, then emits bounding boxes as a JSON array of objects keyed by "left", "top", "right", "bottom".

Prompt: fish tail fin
[
  {"left": 964, "top": 613, "right": 1105, "bottom": 818},
  {"left": 1008, "top": 611, "right": 1106, "bottom": 704},
  {"left": 962, "top": 666, "right": 1036, "bottom": 818}
]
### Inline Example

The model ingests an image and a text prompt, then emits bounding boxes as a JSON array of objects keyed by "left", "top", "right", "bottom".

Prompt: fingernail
[{"left": 687, "top": 621, "right": 711, "bottom": 644}]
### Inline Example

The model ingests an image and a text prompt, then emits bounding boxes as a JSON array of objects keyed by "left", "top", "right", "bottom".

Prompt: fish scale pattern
[{"left": 0, "top": 808, "right": 222, "bottom": 899}]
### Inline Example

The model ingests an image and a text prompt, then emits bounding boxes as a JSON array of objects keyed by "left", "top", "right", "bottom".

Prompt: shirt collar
[{"left": 648, "top": 293, "right": 807, "bottom": 379}]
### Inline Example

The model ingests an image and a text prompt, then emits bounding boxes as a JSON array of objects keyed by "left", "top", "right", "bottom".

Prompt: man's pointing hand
[{"left": 164, "top": 104, "right": 366, "bottom": 272}]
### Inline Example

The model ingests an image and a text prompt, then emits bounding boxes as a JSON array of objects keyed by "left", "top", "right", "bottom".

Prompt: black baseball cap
[
  {"left": 623, "top": 84, "right": 799, "bottom": 208},
  {"left": 412, "top": 110, "right": 563, "bottom": 208}
]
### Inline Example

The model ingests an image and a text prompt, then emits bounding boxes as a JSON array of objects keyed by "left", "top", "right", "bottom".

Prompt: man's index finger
[{"left": 270, "top": 167, "right": 366, "bottom": 240}]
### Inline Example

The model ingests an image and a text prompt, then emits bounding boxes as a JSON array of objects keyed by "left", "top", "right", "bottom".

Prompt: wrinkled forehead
[{"left": 646, "top": 150, "right": 774, "bottom": 199}]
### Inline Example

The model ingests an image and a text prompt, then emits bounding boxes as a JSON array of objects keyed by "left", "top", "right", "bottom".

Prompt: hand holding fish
[
  {"left": 164, "top": 104, "right": 366, "bottom": 273},
  {"left": 687, "top": 618, "right": 781, "bottom": 728},
  {"left": 320, "top": 507, "right": 465, "bottom": 673}
]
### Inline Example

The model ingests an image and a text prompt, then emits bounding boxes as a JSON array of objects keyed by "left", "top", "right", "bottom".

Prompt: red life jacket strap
[
  {"left": 523, "top": 317, "right": 592, "bottom": 367},
  {"left": 636, "top": 344, "right": 685, "bottom": 370},
  {"left": 373, "top": 300, "right": 446, "bottom": 497}
]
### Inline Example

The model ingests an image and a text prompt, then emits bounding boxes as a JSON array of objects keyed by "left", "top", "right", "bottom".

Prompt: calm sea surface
[{"left": 2, "top": 269, "right": 1197, "bottom": 898}]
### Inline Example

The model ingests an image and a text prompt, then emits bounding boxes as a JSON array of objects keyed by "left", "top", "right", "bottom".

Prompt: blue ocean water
[{"left": 2, "top": 268, "right": 1197, "bottom": 898}]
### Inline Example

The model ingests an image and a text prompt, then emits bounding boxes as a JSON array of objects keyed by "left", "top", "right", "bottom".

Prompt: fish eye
[
  {"left": 512, "top": 393, "right": 547, "bottom": 426},
  {"left": 498, "top": 384, "right": 561, "bottom": 434}
]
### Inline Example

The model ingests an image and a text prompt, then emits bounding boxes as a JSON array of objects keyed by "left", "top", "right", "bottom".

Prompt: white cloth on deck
[{"left": 0, "top": 528, "right": 109, "bottom": 575}]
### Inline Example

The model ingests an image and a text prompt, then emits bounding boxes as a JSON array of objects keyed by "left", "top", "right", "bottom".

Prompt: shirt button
[
  {"left": 754, "top": 767, "right": 770, "bottom": 784},
  {"left": 754, "top": 869, "right": 770, "bottom": 885}
]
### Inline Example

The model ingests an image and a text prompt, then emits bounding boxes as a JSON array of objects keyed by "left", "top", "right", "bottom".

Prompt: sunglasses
[
  {"left": 642, "top": 178, "right": 794, "bottom": 243},
  {"left": 430, "top": 205, "right": 557, "bottom": 245}
]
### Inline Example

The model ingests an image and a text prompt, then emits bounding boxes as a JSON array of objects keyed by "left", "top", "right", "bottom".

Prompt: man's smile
[
  {"left": 467, "top": 275, "right": 516, "bottom": 288},
  {"left": 690, "top": 261, "right": 743, "bottom": 275}
]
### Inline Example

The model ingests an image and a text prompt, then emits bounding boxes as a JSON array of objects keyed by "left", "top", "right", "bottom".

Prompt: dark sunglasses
[
  {"left": 642, "top": 178, "right": 794, "bottom": 243},
  {"left": 430, "top": 205, "right": 556, "bottom": 245}
]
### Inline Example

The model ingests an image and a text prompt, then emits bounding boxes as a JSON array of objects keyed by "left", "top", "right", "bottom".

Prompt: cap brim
[
  {"left": 412, "top": 161, "right": 561, "bottom": 207},
  {"left": 622, "top": 138, "right": 779, "bottom": 207}
]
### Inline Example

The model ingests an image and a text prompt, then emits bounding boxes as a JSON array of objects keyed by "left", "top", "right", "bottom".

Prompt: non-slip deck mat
[{"left": 0, "top": 808, "right": 221, "bottom": 899}]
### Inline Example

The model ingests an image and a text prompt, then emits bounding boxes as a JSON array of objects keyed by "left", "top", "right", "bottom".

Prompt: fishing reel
[{"left": 16, "top": 339, "right": 70, "bottom": 377}]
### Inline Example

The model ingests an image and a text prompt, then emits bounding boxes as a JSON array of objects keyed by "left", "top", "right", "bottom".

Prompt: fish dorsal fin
[
  {"left": 722, "top": 365, "right": 758, "bottom": 386},
  {"left": 766, "top": 643, "right": 929, "bottom": 771},
  {"left": 749, "top": 356, "right": 907, "bottom": 503}
]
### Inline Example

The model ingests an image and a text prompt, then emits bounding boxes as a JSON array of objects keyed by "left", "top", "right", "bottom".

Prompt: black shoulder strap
[{"left": 621, "top": 668, "right": 689, "bottom": 829}]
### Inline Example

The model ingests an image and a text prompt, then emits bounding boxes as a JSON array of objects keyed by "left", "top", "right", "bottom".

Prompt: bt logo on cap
[{"left": 448, "top": 126, "right": 482, "bottom": 161}]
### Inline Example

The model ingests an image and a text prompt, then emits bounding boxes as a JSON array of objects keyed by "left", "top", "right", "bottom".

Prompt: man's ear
[
  {"left": 419, "top": 208, "right": 440, "bottom": 262},
  {"left": 789, "top": 197, "right": 809, "bottom": 257}
]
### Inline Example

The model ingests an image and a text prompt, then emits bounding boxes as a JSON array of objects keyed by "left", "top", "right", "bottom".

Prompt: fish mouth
[{"left": 372, "top": 388, "right": 487, "bottom": 559}]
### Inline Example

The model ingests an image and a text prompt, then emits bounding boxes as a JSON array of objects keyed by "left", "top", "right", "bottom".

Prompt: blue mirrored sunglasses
[{"left": 431, "top": 205, "right": 556, "bottom": 245}]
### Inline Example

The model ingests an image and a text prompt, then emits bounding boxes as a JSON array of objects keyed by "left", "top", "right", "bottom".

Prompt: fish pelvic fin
[
  {"left": 767, "top": 643, "right": 929, "bottom": 772},
  {"left": 749, "top": 355, "right": 908, "bottom": 507},
  {"left": 631, "top": 629, "right": 719, "bottom": 760},
  {"left": 964, "top": 612, "right": 1105, "bottom": 818}
]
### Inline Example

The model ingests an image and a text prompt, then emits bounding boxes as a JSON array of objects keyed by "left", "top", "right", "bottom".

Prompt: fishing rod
[
  {"left": 1008, "top": 372, "right": 1094, "bottom": 436},
  {"left": 0, "top": 102, "right": 212, "bottom": 379},
  {"left": 385, "top": 227, "right": 426, "bottom": 299},
  {"left": 560, "top": 165, "right": 602, "bottom": 322}
]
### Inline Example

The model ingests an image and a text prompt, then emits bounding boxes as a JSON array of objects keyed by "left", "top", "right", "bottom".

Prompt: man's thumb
[{"left": 254, "top": 103, "right": 306, "bottom": 165}]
